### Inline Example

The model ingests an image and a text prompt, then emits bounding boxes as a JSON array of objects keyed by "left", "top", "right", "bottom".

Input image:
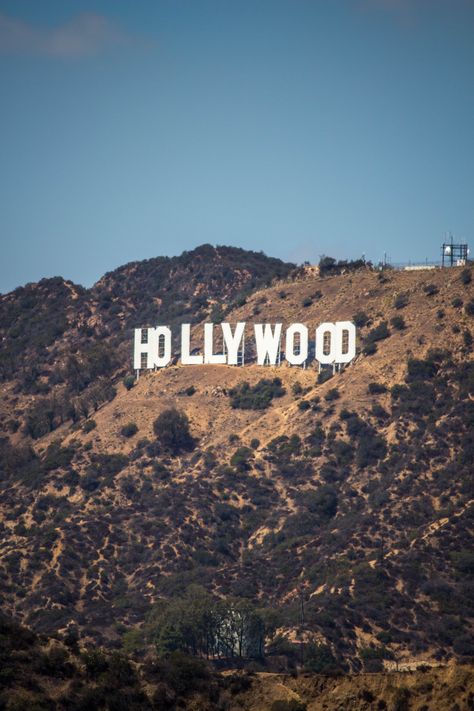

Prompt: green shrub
[
  {"left": 304, "top": 485, "right": 338, "bottom": 520},
  {"left": 153, "top": 409, "right": 195, "bottom": 454},
  {"left": 368, "top": 382, "right": 387, "bottom": 394},
  {"left": 229, "top": 378, "right": 285, "bottom": 410},
  {"left": 82, "top": 649, "right": 109, "bottom": 679},
  {"left": 179, "top": 385, "right": 197, "bottom": 396},
  {"left": 363, "top": 342, "right": 377, "bottom": 356},
  {"left": 460, "top": 267, "right": 472, "bottom": 285},
  {"left": 353, "top": 311, "right": 369, "bottom": 327},
  {"left": 465, "top": 299, "right": 474, "bottom": 317},
  {"left": 42, "top": 441, "right": 75, "bottom": 471},
  {"left": 407, "top": 358, "right": 438, "bottom": 380},
  {"left": 371, "top": 404, "right": 388, "bottom": 420},
  {"left": 365, "top": 322, "right": 390, "bottom": 344},
  {"left": 5, "top": 419, "right": 20, "bottom": 433},
  {"left": 121, "top": 422, "right": 138, "bottom": 438},
  {"left": 123, "top": 375, "right": 136, "bottom": 391},
  {"left": 33, "top": 646, "right": 72, "bottom": 677},
  {"left": 324, "top": 388, "right": 340, "bottom": 402},
  {"left": 423, "top": 283, "right": 439, "bottom": 296},
  {"left": 230, "top": 446, "right": 253, "bottom": 472},
  {"left": 317, "top": 369, "right": 333, "bottom": 384},
  {"left": 392, "top": 686, "right": 411, "bottom": 711},
  {"left": 298, "top": 400, "right": 310, "bottom": 411},
  {"left": 394, "top": 293, "right": 409, "bottom": 309},
  {"left": 390, "top": 315, "right": 406, "bottom": 330},
  {"left": 82, "top": 419, "right": 97, "bottom": 433},
  {"left": 302, "top": 297, "right": 312, "bottom": 308},
  {"left": 304, "top": 643, "right": 338, "bottom": 673}
]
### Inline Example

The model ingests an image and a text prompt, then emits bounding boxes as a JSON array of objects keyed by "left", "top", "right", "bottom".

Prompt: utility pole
[{"left": 298, "top": 585, "right": 305, "bottom": 667}]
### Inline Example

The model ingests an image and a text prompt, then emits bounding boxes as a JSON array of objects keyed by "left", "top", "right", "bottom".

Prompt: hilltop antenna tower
[{"left": 442, "top": 233, "right": 469, "bottom": 267}]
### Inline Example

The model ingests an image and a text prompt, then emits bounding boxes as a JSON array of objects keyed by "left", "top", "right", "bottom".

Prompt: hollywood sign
[{"left": 133, "top": 322, "right": 356, "bottom": 370}]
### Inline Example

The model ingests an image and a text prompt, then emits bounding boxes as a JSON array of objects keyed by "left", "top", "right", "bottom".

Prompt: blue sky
[{"left": 1, "top": 0, "right": 473, "bottom": 293}]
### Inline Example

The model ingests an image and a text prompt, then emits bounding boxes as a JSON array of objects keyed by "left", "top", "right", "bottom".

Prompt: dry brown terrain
[{"left": 1, "top": 260, "right": 473, "bottom": 673}]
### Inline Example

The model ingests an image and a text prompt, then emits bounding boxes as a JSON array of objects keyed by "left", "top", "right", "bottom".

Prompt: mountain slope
[
  {"left": 0, "top": 255, "right": 473, "bottom": 671},
  {"left": 0, "top": 245, "right": 296, "bottom": 439},
  {"left": 2, "top": 610, "right": 473, "bottom": 711}
]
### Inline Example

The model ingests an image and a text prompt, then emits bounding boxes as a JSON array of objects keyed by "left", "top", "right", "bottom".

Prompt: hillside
[
  {"left": 1, "top": 611, "right": 473, "bottom": 710},
  {"left": 0, "top": 252, "right": 473, "bottom": 676},
  {"left": 0, "top": 244, "right": 296, "bottom": 438}
]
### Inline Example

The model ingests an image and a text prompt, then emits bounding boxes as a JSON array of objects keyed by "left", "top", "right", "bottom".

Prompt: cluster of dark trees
[{"left": 147, "top": 585, "right": 277, "bottom": 660}]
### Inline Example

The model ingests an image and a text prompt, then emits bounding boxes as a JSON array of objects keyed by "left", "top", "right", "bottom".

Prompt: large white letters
[
  {"left": 134, "top": 326, "right": 171, "bottom": 369},
  {"left": 335, "top": 321, "right": 356, "bottom": 364},
  {"left": 204, "top": 323, "right": 226, "bottom": 364},
  {"left": 285, "top": 323, "right": 308, "bottom": 366},
  {"left": 181, "top": 324, "right": 204, "bottom": 365},
  {"left": 133, "top": 321, "right": 356, "bottom": 370},
  {"left": 222, "top": 322, "right": 246, "bottom": 365},
  {"left": 315, "top": 321, "right": 356, "bottom": 364},
  {"left": 315, "top": 322, "right": 338, "bottom": 365},
  {"left": 254, "top": 324, "right": 282, "bottom": 365}
]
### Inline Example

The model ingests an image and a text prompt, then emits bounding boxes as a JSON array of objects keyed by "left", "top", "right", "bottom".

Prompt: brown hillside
[{"left": 0, "top": 262, "right": 473, "bottom": 672}]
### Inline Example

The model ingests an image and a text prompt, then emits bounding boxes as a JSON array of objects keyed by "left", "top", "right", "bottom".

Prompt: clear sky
[{"left": 1, "top": 0, "right": 473, "bottom": 293}]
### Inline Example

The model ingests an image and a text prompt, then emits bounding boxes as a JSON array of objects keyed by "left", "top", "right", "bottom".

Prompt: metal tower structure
[{"left": 442, "top": 234, "right": 469, "bottom": 267}]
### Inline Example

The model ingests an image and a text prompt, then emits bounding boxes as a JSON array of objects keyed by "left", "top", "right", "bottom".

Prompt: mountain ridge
[{"left": 0, "top": 247, "right": 473, "bottom": 675}]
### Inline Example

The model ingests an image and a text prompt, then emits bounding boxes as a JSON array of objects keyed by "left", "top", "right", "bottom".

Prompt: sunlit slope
[
  {"left": 1, "top": 263, "right": 472, "bottom": 668},
  {"left": 73, "top": 265, "right": 472, "bottom": 454}
]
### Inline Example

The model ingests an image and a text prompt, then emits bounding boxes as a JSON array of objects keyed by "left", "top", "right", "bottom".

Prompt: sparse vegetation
[
  {"left": 423, "top": 283, "right": 439, "bottom": 296},
  {"left": 153, "top": 408, "right": 195, "bottom": 453},
  {"left": 319, "top": 256, "right": 367, "bottom": 277},
  {"left": 368, "top": 382, "right": 387, "bottom": 394},
  {"left": 365, "top": 321, "right": 390, "bottom": 345},
  {"left": 465, "top": 299, "right": 474, "bottom": 316},
  {"left": 82, "top": 419, "right": 97, "bottom": 433},
  {"left": 324, "top": 388, "right": 340, "bottom": 402},
  {"left": 352, "top": 310, "right": 370, "bottom": 327},
  {"left": 390, "top": 315, "right": 406, "bottom": 330},
  {"left": 121, "top": 422, "right": 138, "bottom": 438},
  {"left": 394, "top": 292, "right": 409, "bottom": 309},
  {"left": 229, "top": 377, "right": 285, "bottom": 409},
  {"left": 123, "top": 375, "right": 135, "bottom": 391},
  {"left": 0, "top": 248, "right": 473, "bottom": 685},
  {"left": 460, "top": 267, "right": 472, "bottom": 285}
]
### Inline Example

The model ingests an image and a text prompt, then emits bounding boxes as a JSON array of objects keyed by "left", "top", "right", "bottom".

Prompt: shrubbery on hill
[
  {"left": 319, "top": 256, "right": 368, "bottom": 277},
  {"left": 365, "top": 322, "right": 390, "bottom": 345},
  {"left": 304, "top": 643, "right": 339, "bottom": 674},
  {"left": 352, "top": 311, "right": 370, "bottom": 327},
  {"left": 390, "top": 315, "right": 406, "bottom": 330},
  {"left": 229, "top": 377, "right": 285, "bottom": 409},
  {"left": 153, "top": 408, "right": 195, "bottom": 454},
  {"left": 394, "top": 292, "right": 409, "bottom": 309},
  {"left": 121, "top": 422, "right": 138, "bottom": 438},
  {"left": 460, "top": 267, "right": 472, "bottom": 285}
]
